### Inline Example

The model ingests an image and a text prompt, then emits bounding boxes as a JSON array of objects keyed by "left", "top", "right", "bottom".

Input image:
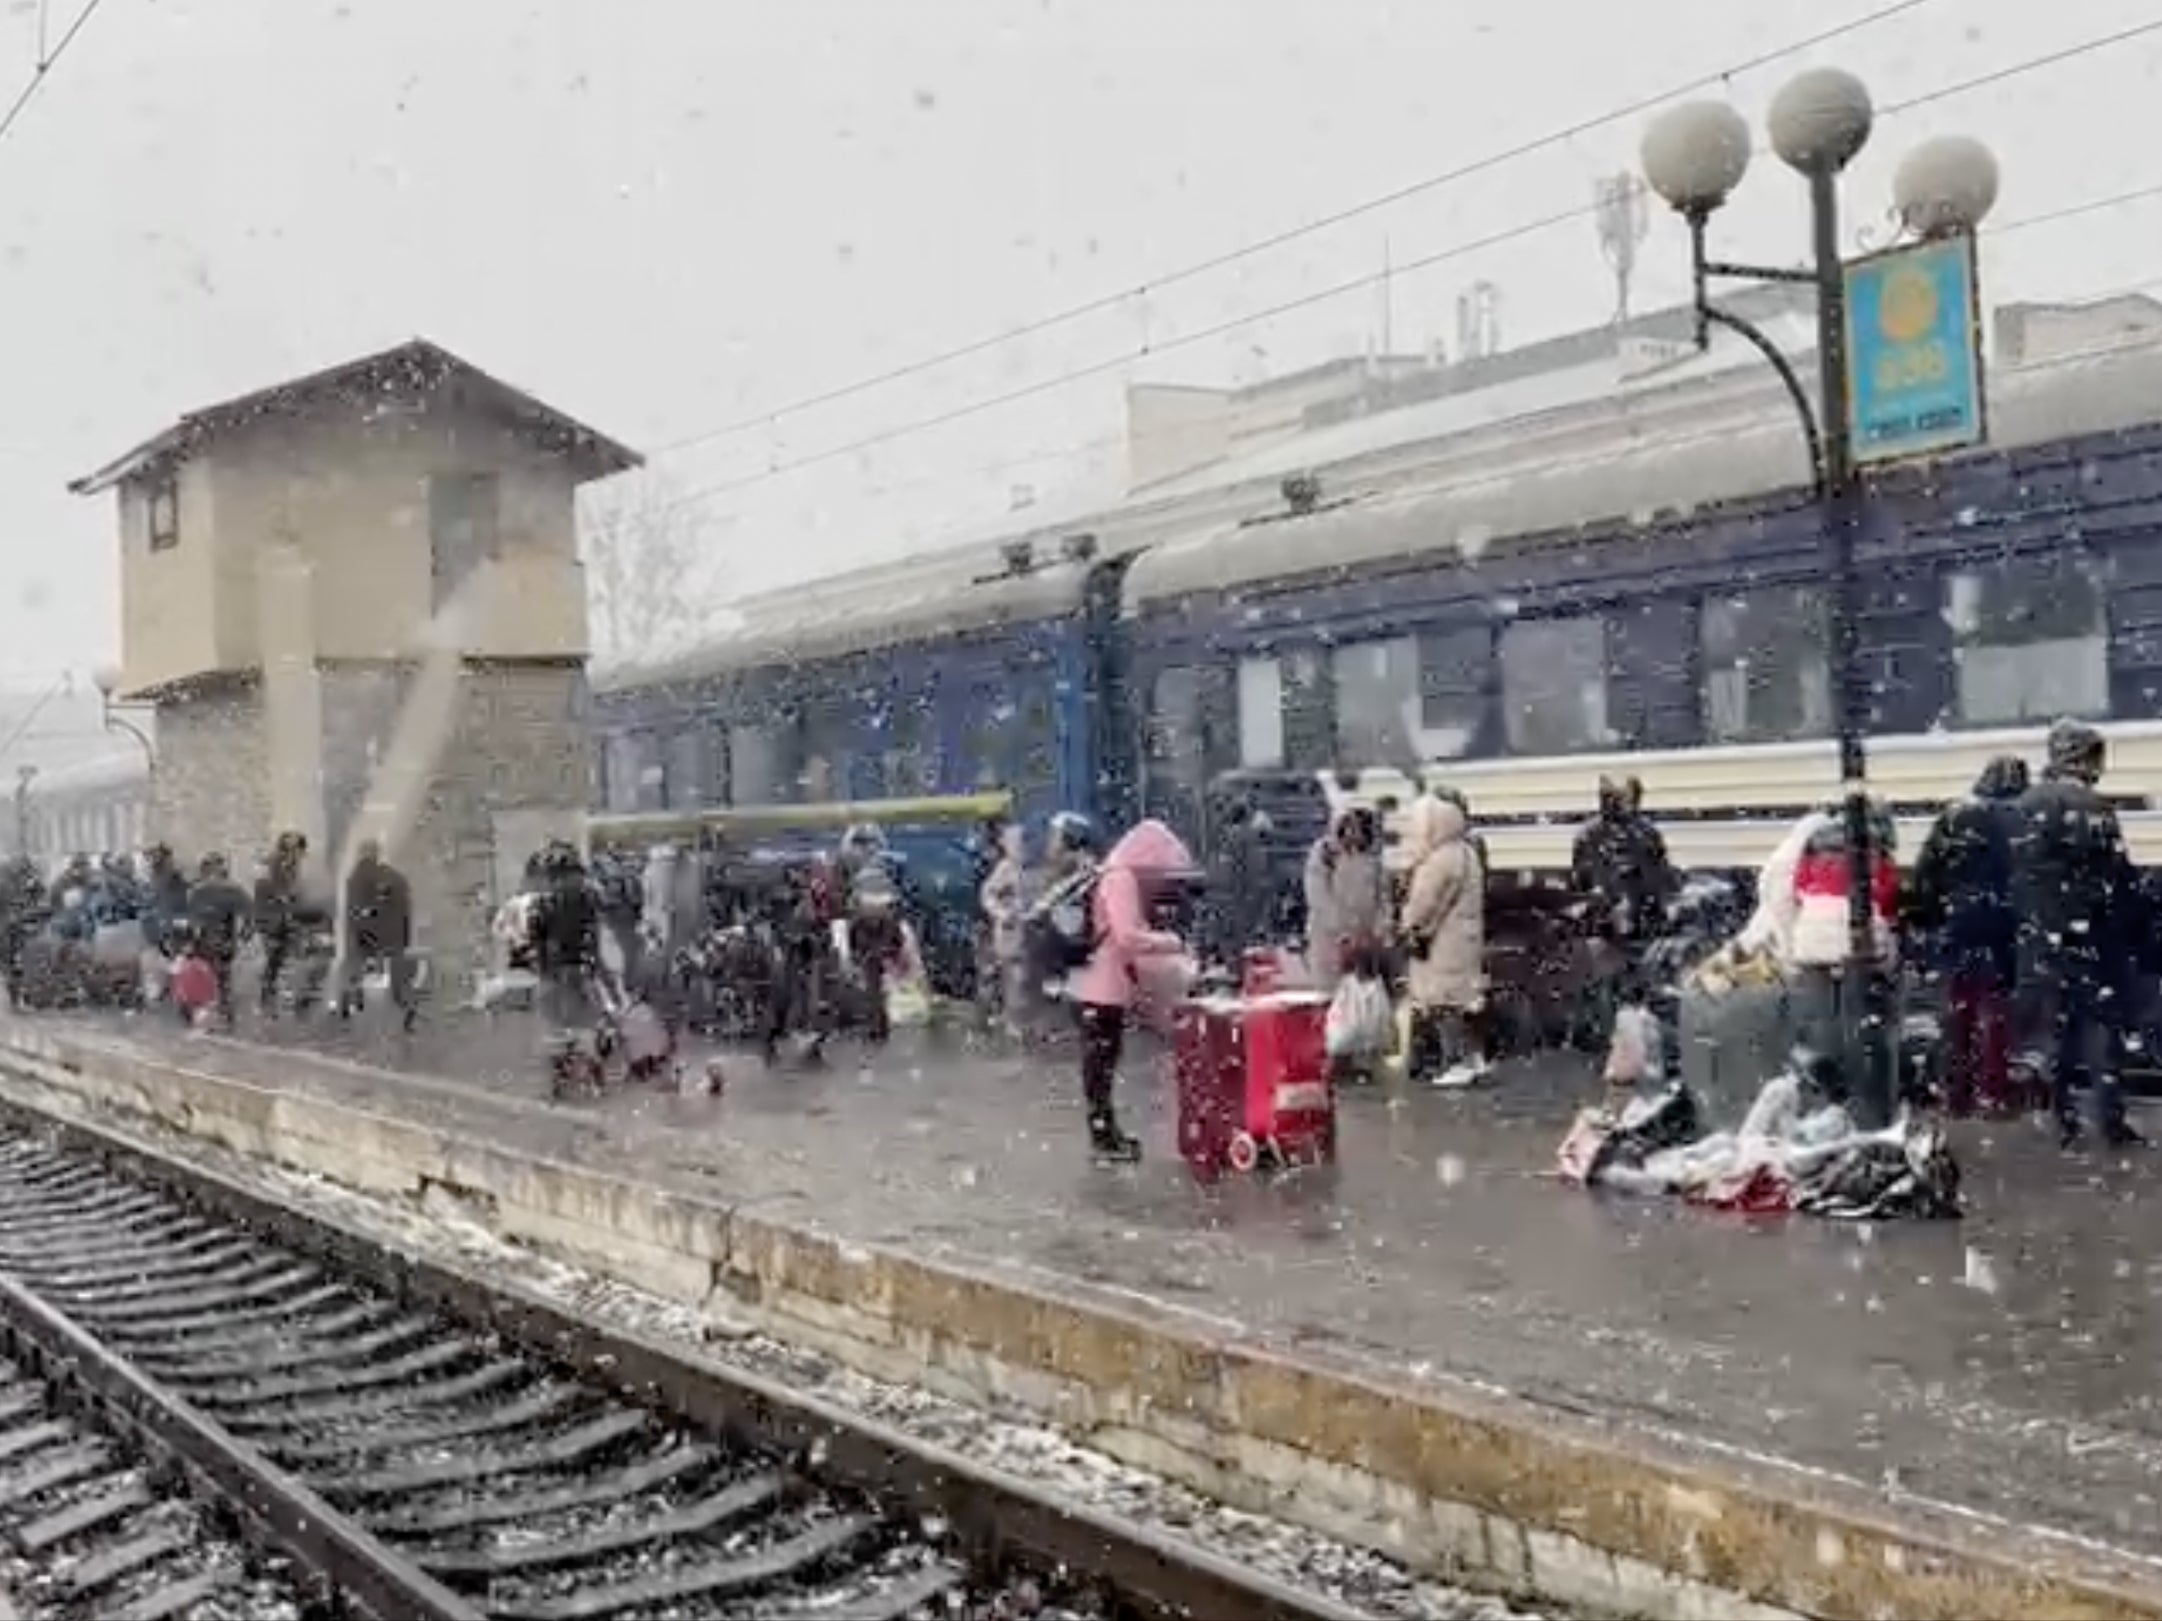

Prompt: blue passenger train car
[
  {"left": 592, "top": 531, "right": 1139, "bottom": 840},
  {"left": 593, "top": 332, "right": 2162, "bottom": 880}
]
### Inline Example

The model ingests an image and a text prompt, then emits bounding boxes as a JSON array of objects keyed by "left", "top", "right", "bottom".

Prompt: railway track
[
  {"left": 0, "top": 1115, "right": 1371, "bottom": 1621},
  {"left": 0, "top": 1345, "right": 312, "bottom": 1621}
]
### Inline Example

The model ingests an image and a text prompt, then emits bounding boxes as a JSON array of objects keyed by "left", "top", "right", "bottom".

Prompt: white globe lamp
[
  {"left": 1767, "top": 67, "right": 1874, "bottom": 176},
  {"left": 1893, "top": 134, "right": 2000, "bottom": 237},
  {"left": 1640, "top": 100, "right": 1753, "bottom": 214}
]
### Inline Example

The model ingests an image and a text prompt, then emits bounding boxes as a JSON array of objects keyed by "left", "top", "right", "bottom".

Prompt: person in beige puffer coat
[
  {"left": 1398, "top": 793, "right": 1489, "bottom": 1087},
  {"left": 1303, "top": 805, "right": 1386, "bottom": 990}
]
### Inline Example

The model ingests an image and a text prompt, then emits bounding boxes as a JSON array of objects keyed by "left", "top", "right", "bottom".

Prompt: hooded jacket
[
  {"left": 1570, "top": 782, "right": 1673, "bottom": 942},
  {"left": 1303, "top": 807, "right": 1386, "bottom": 988},
  {"left": 2012, "top": 718, "right": 2136, "bottom": 989},
  {"left": 1073, "top": 819, "right": 1190, "bottom": 1009},
  {"left": 1788, "top": 804, "right": 1899, "bottom": 968},
  {"left": 1907, "top": 756, "right": 2027, "bottom": 979},
  {"left": 1398, "top": 795, "right": 1486, "bottom": 1011}
]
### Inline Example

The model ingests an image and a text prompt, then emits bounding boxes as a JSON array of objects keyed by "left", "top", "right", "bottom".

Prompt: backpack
[{"left": 1028, "top": 866, "right": 1101, "bottom": 973}]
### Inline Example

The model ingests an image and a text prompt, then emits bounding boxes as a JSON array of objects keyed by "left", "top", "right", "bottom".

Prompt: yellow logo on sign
[{"left": 1877, "top": 262, "right": 1939, "bottom": 345}]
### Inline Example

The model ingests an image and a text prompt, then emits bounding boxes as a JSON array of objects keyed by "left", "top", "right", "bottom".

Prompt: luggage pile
[{"left": 1557, "top": 1058, "right": 1962, "bottom": 1221}]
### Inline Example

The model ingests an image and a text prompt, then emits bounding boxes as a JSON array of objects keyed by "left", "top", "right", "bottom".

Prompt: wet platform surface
[{"left": 53, "top": 998, "right": 2162, "bottom": 1561}]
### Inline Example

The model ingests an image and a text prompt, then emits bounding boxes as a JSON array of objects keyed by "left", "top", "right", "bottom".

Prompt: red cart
[{"left": 1174, "top": 987, "right": 1337, "bottom": 1179}]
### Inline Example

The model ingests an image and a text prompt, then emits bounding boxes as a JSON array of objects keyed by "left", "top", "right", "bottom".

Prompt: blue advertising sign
[{"left": 1844, "top": 234, "right": 1985, "bottom": 466}]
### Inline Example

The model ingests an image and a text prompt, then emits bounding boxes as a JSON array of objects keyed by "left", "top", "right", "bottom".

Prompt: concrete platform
[{"left": 5, "top": 1006, "right": 2162, "bottom": 1620}]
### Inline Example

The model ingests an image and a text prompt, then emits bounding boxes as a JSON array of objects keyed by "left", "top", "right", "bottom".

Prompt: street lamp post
[{"left": 1641, "top": 71, "right": 1999, "bottom": 1127}]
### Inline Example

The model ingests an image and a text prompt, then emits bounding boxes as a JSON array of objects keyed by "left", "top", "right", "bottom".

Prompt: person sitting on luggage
[
  {"left": 185, "top": 853, "right": 252, "bottom": 1029},
  {"left": 1072, "top": 818, "right": 1194, "bottom": 1165}
]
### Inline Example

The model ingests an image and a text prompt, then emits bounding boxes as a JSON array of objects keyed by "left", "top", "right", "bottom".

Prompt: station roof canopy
[{"left": 68, "top": 337, "right": 643, "bottom": 496}]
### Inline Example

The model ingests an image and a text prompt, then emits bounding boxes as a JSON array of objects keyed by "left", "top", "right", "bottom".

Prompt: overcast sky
[{"left": 0, "top": 0, "right": 2157, "bottom": 685}]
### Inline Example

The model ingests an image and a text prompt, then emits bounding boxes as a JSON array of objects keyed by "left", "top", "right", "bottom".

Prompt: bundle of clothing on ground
[{"left": 1558, "top": 1053, "right": 1962, "bottom": 1220}]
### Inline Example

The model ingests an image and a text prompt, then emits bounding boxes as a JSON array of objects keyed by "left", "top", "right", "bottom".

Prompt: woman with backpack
[{"left": 1070, "top": 818, "right": 1193, "bottom": 1164}]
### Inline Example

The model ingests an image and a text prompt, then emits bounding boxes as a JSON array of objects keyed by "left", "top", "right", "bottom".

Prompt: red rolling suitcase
[{"left": 1175, "top": 989, "right": 1336, "bottom": 1179}]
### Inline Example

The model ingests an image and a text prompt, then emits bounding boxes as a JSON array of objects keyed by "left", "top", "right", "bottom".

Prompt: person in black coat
[
  {"left": 185, "top": 854, "right": 252, "bottom": 1028},
  {"left": 1908, "top": 756, "right": 2027, "bottom": 1114},
  {"left": 254, "top": 831, "right": 327, "bottom": 1016},
  {"left": 1572, "top": 775, "right": 1674, "bottom": 1008},
  {"left": 340, "top": 840, "right": 416, "bottom": 1029},
  {"left": 2011, "top": 720, "right": 2144, "bottom": 1148},
  {"left": 527, "top": 841, "right": 605, "bottom": 1089}
]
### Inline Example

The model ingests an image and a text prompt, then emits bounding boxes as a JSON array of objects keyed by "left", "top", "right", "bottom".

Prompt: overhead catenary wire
[
  {"left": 649, "top": 0, "right": 1942, "bottom": 457},
  {"left": 642, "top": 174, "right": 2162, "bottom": 517},
  {"left": 624, "top": 173, "right": 2162, "bottom": 544},
  {"left": 653, "top": 11, "right": 2162, "bottom": 526},
  {"left": 0, "top": 0, "right": 111, "bottom": 152}
]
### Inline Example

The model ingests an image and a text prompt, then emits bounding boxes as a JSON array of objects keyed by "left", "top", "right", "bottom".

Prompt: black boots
[{"left": 1088, "top": 1115, "right": 1140, "bottom": 1164}]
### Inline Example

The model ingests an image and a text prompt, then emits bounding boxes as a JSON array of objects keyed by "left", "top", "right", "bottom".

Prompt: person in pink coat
[{"left": 1073, "top": 818, "right": 1193, "bottom": 1162}]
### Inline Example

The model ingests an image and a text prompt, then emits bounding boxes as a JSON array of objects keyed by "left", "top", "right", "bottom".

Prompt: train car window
[
  {"left": 1947, "top": 560, "right": 2109, "bottom": 724},
  {"left": 603, "top": 732, "right": 642, "bottom": 812},
  {"left": 1281, "top": 648, "right": 1334, "bottom": 770},
  {"left": 664, "top": 728, "right": 708, "bottom": 810},
  {"left": 1149, "top": 666, "right": 1208, "bottom": 794},
  {"left": 1701, "top": 588, "right": 1832, "bottom": 743},
  {"left": 1237, "top": 657, "right": 1285, "bottom": 769},
  {"left": 625, "top": 733, "right": 665, "bottom": 812},
  {"left": 883, "top": 694, "right": 938, "bottom": 798},
  {"left": 1330, "top": 637, "right": 1418, "bottom": 768},
  {"left": 1416, "top": 626, "right": 1489, "bottom": 758},
  {"left": 1015, "top": 679, "right": 1058, "bottom": 802},
  {"left": 959, "top": 687, "right": 1012, "bottom": 791},
  {"left": 799, "top": 700, "right": 849, "bottom": 802},
  {"left": 729, "top": 724, "right": 780, "bottom": 805},
  {"left": 1501, "top": 616, "right": 1612, "bottom": 754}
]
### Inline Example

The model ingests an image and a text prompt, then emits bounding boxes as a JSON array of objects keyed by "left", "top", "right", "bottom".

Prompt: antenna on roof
[
  {"left": 999, "top": 540, "right": 1034, "bottom": 576},
  {"left": 1594, "top": 173, "right": 1650, "bottom": 327}
]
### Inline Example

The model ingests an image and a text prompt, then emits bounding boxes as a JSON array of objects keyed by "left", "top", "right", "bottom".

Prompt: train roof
[
  {"left": 598, "top": 345, "right": 1811, "bottom": 692},
  {"left": 24, "top": 748, "right": 150, "bottom": 797},
  {"left": 599, "top": 543, "right": 1105, "bottom": 690},
  {"left": 1123, "top": 335, "right": 2162, "bottom": 607}
]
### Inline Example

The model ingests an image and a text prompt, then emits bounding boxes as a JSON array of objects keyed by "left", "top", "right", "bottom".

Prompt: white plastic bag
[
  {"left": 885, "top": 976, "right": 932, "bottom": 1029},
  {"left": 1602, "top": 1004, "right": 1665, "bottom": 1087},
  {"left": 1324, "top": 974, "right": 1393, "bottom": 1060}
]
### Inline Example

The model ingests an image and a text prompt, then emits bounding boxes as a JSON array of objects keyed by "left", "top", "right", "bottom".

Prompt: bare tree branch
[{"left": 577, "top": 472, "right": 720, "bottom": 668}]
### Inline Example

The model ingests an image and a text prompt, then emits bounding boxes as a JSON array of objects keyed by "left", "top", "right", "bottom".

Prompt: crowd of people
[
  {"left": 2, "top": 712, "right": 2145, "bottom": 1160},
  {"left": 1559, "top": 717, "right": 2153, "bottom": 1152},
  {"left": 991, "top": 715, "right": 2158, "bottom": 1165},
  {"left": 0, "top": 831, "right": 418, "bottom": 1029}
]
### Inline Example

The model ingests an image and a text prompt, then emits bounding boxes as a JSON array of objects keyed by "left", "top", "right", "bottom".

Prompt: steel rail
[{"left": 1, "top": 1096, "right": 1374, "bottom": 1621}]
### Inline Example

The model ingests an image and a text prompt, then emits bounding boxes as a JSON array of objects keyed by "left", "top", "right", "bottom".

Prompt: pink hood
[
  {"left": 1103, "top": 818, "right": 1194, "bottom": 882},
  {"left": 1074, "top": 818, "right": 1192, "bottom": 1012}
]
